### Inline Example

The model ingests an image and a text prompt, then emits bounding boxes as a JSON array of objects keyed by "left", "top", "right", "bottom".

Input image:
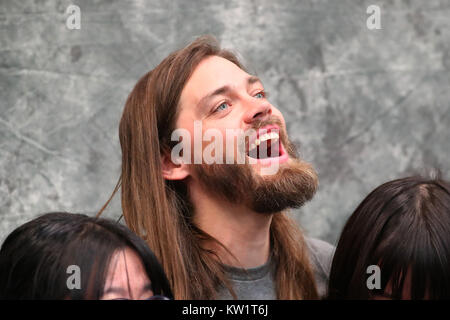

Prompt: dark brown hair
[
  {"left": 328, "top": 175, "right": 450, "bottom": 299},
  {"left": 99, "top": 35, "right": 318, "bottom": 299},
  {"left": 0, "top": 212, "right": 173, "bottom": 299}
]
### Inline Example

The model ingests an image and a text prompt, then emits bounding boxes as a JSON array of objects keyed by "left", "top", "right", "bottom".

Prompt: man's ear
[{"left": 161, "top": 152, "right": 190, "bottom": 180}]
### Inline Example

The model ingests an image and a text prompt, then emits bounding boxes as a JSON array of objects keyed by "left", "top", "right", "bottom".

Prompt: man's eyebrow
[
  {"left": 197, "top": 76, "right": 263, "bottom": 111},
  {"left": 247, "top": 76, "right": 261, "bottom": 85},
  {"left": 197, "top": 85, "right": 231, "bottom": 111}
]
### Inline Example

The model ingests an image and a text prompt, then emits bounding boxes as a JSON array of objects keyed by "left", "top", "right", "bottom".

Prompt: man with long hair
[{"left": 99, "top": 35, "right": 334, "bottom": 299}]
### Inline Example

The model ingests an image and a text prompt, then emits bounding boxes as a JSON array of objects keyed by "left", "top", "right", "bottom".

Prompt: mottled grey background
[{"left": 1, "top": 0, "right": 449, "bottom": 246}]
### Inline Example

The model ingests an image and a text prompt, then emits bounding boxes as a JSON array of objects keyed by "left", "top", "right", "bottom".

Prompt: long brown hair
[{"left": 98, "top": 35, "right": 318, "bottom": 299}]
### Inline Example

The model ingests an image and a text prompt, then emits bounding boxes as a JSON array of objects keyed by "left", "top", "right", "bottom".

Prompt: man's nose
[{"left": 243, "top": 99, "right": 272, "bottom": 124}]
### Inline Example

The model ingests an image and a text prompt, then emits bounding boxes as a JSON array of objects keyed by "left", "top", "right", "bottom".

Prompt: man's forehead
[{"left": 181, "top": 55, "right": 251, "bottom": 103}]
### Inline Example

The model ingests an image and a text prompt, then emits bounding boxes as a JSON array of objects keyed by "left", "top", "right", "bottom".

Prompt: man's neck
[{"left": 190, "top": 181, "right": 273, "bottom": 269}]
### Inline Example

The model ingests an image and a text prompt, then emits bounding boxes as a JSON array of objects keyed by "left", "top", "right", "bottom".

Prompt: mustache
[{"left": 246, "top": 116, "right": 285, "bottom": 134}]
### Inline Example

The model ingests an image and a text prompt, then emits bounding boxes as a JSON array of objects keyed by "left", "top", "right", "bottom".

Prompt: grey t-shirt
[{"left": 216, "top": 237, "right": 335, "bottom": 300}]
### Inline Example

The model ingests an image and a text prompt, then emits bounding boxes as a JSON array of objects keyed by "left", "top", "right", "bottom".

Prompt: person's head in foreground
[
  {"left": 327, "top": 175, "right": 450, "bottom": 299},
  {"left": 99, "top": 35, "right": 328, "bottom": 299},
  {"left": 0, "top": 212, "right": 173, "bottom": 300}
]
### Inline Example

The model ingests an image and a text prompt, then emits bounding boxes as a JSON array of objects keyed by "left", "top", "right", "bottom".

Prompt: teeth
[
  {"left": 261, "top": 133, "right": 269, "bottom": 142},
  {"left": 248, "top": 131, "right": 279, "bottom": 152},
  {"left": 259, "top": 132, "right": 279, "bottom": 143},
  {"left": 270, "top": 132, "right": 279, "bottom": 140}
]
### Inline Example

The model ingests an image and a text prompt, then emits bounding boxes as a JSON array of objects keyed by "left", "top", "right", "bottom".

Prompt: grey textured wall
[{"left": 1, "top": 0, "right": 449, "bottom": 246}]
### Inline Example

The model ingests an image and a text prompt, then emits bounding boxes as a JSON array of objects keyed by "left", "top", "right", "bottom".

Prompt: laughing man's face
[
  {"left": 176, "top": 55, "right": 291, "bottom": 175},
  {"left": 173, "top": 55, "right": 318, "bottom": 213}
]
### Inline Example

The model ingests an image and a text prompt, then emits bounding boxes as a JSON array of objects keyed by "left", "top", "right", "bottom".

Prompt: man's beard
[{"left": 192, "top": 120, "right": 318, "bottom": 214}]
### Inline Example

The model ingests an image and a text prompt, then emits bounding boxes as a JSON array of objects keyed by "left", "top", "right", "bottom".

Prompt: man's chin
[
  {"left": 249, "top": 159, "right": 319, "bottom": 214},
  {"left": 192, "top": 151, "right": 318, "bottom": 215}
]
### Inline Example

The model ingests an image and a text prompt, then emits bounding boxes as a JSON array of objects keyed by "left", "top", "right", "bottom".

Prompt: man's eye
[
  {"left": 214, "top": 102, "right": 229, "bottom": 113},
  {"left": 254, "top": 91, "right": 266, "bottom": 99}
]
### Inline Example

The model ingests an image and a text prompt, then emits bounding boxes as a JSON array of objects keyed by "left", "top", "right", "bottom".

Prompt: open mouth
[{"left": 246, "top": 126, "right": 287, "bottom": 162}]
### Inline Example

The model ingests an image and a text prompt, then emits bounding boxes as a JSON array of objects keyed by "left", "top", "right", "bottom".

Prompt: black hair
[
  {"left": 328, "top": 175, "right": 450, "bottom": 299},
  {"left": 0, "top": 212, "right": 173, "bottom": 299}
]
